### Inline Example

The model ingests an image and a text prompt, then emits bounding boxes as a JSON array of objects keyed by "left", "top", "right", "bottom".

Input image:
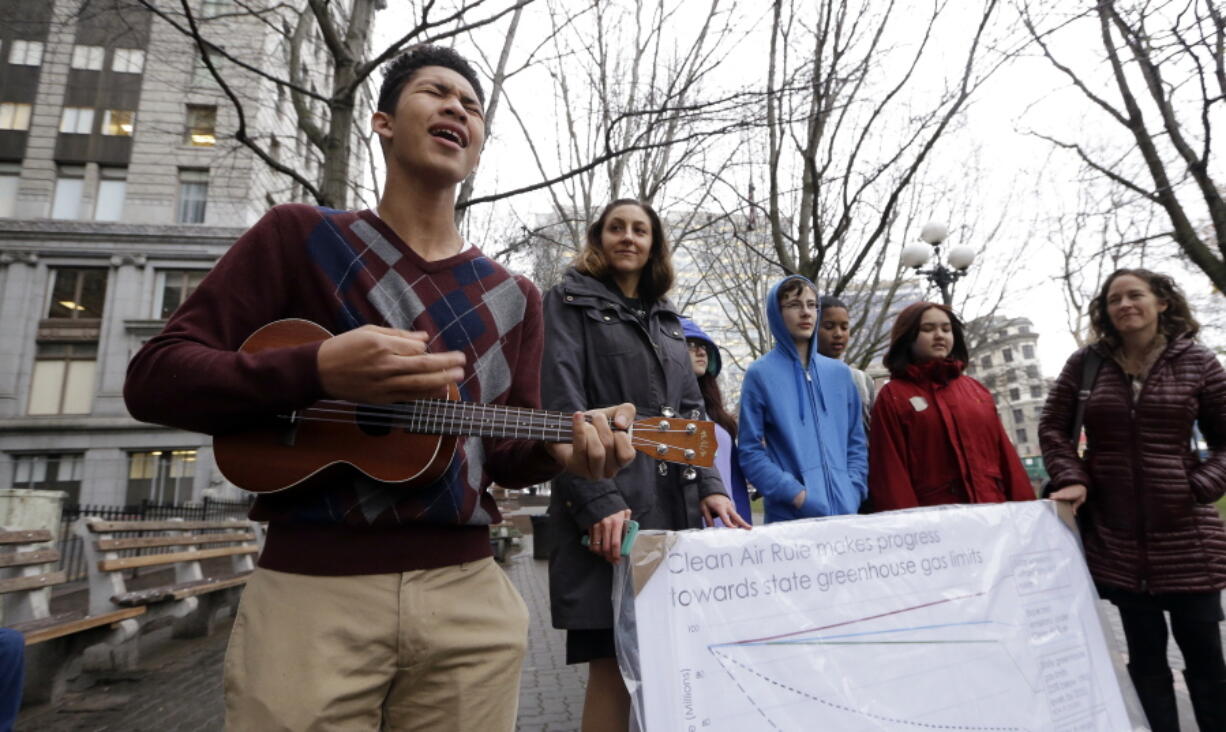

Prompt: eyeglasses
[
  {"left": 781, "top": 300, "right": 818, "bottom": 312},
  {"left": 686, "top": 342, "right": 707, "bottom": 354}
]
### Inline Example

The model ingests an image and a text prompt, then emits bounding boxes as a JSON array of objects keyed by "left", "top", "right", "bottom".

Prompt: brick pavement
[
  {"left": 17, "top": 538, "right": 585, "bottom": 732},
  {"left": 15, "top": 534, "right": 1217, "bottom": 731}
]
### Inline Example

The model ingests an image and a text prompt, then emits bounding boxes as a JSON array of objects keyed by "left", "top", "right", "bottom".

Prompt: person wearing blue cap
[
  {"left": 737, "top": 275, "right": 868, "bottom": 522},
  {"left": 681, "top": 318, "right": 752, "bottom": 524}
]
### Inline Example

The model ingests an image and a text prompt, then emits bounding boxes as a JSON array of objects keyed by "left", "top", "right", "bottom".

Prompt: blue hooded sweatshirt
[{"left": 737, "top": 276, "right": 868, "bottom": 522}]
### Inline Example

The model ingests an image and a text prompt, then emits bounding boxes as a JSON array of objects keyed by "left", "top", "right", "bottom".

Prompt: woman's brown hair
[
  {"left": 882, "top": 301, "right": 969, "bottom": 378},
  {"left": 698, "top": 372, "right": 737, "bottom": 440},
  {"left": 1089, "top": 268, "right": 1200, "bottom": 349},
  {"left": 574, "top": 198, "right": 675, "bottom": 302}
]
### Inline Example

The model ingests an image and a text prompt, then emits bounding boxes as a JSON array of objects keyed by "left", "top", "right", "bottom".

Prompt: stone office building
[
  {"left": 0, "top": 0, "right": 362, "bottom": 506},
  {"left": 964, "top": 315, "right": 1049, "bottom": 460}
]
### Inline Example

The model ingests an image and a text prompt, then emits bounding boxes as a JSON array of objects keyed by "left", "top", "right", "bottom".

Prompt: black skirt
[{"left": 565, "top": 627, "right": 616, "bottom": 664}]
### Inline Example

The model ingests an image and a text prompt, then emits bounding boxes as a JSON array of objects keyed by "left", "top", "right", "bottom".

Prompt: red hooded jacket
[{"left": 869, "top": 359, "right": 1036, "bottom": 511}]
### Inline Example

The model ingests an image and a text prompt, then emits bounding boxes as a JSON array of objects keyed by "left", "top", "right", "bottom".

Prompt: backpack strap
[{"left": 1069, "top": 349, "right": 1104, "bottom": 441}]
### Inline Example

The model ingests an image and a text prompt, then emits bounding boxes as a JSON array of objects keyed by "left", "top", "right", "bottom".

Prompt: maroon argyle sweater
[{"left": 125, "top": 204, "right": 559, "bottom": 575}]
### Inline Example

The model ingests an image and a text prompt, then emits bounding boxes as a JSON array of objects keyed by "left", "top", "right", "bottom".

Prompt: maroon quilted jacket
[{"left": 1039, "top": 335, "right": 1226, "bottom": 594}]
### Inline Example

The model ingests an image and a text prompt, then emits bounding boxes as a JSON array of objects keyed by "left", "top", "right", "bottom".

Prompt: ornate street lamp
[{"left": 900, "top": 221, "right": 976, "bottom": 306}]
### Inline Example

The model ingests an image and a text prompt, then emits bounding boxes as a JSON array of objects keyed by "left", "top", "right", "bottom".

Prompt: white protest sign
[{"left": 623, "top": 502, "right": 1137, "bottom": 731}]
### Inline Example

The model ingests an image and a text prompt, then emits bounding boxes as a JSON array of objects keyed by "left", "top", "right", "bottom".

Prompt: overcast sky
[{"left": 371, "top": 1, "right": 1220, "bottom": 377}]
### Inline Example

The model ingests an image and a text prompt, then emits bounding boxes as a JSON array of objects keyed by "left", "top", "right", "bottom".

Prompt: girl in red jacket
[{"left": 868, "top": 302, "right": 1034, "bottom": 511}]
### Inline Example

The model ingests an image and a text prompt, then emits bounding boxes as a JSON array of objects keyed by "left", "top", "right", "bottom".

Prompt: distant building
[
  {"left": 964, "top": 315, "right": 1047, "bottom": 461},
  {"left": 0, "top": 0, "right": 366, "bottom": 506}
]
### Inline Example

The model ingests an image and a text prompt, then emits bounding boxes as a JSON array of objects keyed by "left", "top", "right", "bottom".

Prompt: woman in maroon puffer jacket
[{"left": 1040, "top": 268, "right": 1226, "bottom": 732}]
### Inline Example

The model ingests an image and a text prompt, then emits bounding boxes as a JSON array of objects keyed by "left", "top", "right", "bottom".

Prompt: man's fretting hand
[{"left": 547, "top": 403, "right": 637, "bottom": 481}]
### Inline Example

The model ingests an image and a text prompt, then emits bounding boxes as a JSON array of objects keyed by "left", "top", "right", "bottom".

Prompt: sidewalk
[
  {"left": 17, "top": 534, "right": 1214, "bottom": 730},
  {"left": 17, "top": 537, "right": 585, "bottom": 731}
]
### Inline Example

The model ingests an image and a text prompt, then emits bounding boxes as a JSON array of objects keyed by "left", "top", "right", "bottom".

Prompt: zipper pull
[{"left": 805, "top": 371, "right": 812, "bottom": 382}]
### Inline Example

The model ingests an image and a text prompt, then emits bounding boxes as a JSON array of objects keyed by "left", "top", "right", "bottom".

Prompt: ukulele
[{"left": 212, "top": 319, "right": 717, "bottom": 493}]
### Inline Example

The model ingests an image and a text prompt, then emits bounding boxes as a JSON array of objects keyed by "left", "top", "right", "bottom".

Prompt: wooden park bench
[
  {"left": 489, "top": 521, "right": 520, "bottom": 563},
  {"left": 1, "top": 527, "right": 146, "bottom": 704},
  {"left": 76, "top": 517, "right": 262, "bottom": 641}
]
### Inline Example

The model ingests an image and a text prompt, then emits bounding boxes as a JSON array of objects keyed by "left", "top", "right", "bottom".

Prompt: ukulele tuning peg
[
  {"left": 656, "top": 444, "right": 668, "bottom": 456},
  {"left": 657, "top": 462, "right": 669, "bottom": 476},
  {"left": 685, "top": 423, "right": 697, "bottom": 435},
  {"left": 661, "top": 406, "right": 676, "bottom": 418},
  {"left": 683, "top": 467, "right": 697, "bottom": 481},
  {"left": 684, "top": 449, "right": 695, "bottom": 461},
  {"left": 657, "top": 420, "right": 670, "bottom": 432}
]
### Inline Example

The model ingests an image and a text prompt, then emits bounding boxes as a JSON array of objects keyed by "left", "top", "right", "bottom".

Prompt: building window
[
  {"left": 1030, "top": 384, "right": 1043, "bottom": 399},
  {"left": 184, "top": 105, "right": 216, "bottom": 146},
  {"left": 70, "top": 45, "right": 104, "bottom": 70},
  {"left": 1019, "top": 325, "right": 1031, "bottom": 334},
  {"left": 1002, "top": 348, "right": 1014, "bottom": 363},
  {"left": 101, "top": 109, "right": 135, "bottom": 136},
  {"left": 111, "top": 48, "right": 145, "bottom": 74},
  {"left": 0, "top": 102, "right": 32, "bottom": 131},
  {"left": 1022, "top": 344, "right": 1035, "bottom": 360},
  {"left": 95, "top": 167, "right": 126, "bottom": 221},
  {"left": 28, "top": 343, "right": 97, "bottom": 415},
  {"left": 47, "top": 268, "right": 107, "bottom": 319},
  {"left": 8, "top": 40, "right": 44, "bottom": 66},
  {"left": 59, "top": 107, "right": 94, "bottom": 134},
  {"left": 1009, "top": 387, "right": 1021, "bottom": 402},
  {"left": 11, "top": 453, "right": 84, "bottom": 504},
  {"left": 1006, "top": 369, "right": 1018, "bottom": 383},
  {"left": 160, "top": 270, "right": 208, "bottom": 318},
  {"left": 1015, "top": 428, "right": 1027, "bottom": 445},
  {"left": 51, "top": 166, "right": 86, "bottom": 219},
  {"left": 983, "top": 374, "right": 997, "bottom": 389},
  {"left": 1025, "top": 364, "right": 1040, "bottom": 379},
  {"left": 1012, "top": 408, "right": 1025, "bottom": 423},
  {"left": 177, "top": 169, "right": 208, "bottom": 223},
  {"left": 980, "top": 355, "right": 992, "bottom": 369},
  {"left": 127, "top": 449, "right": 197, "bottom": 505},
  {"left": 0, "top": 162, "right": 18, "bottom": 218},
  {"left": 202, "top": 0, "right": 229, "bottom": 17}
]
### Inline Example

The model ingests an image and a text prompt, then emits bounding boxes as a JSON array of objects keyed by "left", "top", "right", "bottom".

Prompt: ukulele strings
[
  {"left": 299, "top": 400, "right": 701, "bottom": 434},
  {"left": 283, "top": 402, "right": 699, "bottom": 456},
  {"left": 280, "top": 413, "right": 688, "bottom": 457}
]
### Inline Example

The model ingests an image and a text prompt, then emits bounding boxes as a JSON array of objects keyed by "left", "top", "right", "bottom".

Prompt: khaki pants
[{"left": 223, "top": 558, "right": 529, "bottom": 731}]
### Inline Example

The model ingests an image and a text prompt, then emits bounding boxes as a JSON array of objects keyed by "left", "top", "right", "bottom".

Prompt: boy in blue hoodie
[{"left": 737, "top": 275, "right": 868, "bottom": 522}]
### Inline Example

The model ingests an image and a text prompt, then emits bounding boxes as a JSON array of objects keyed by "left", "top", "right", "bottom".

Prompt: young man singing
[
  {"left": 737, "top": 275, "right": 868, "bottom": 523},
  {"left": 124, "top": 45, "right": 633, "bottom": 731}
]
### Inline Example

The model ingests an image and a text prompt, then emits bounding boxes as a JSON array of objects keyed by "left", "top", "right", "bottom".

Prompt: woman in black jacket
[{"left": 541, "top": 198, "right": 749, "bottom": 732}]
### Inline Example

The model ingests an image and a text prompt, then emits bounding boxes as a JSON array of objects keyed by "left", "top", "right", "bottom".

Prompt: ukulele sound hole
[{"left": 355, "top": 405, "right": 392, "bottom": 436}]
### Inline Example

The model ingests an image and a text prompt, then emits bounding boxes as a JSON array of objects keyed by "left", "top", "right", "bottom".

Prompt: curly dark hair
[
  {"left": 1089, "top": 268, "right": 1200, "bottom": 349},
  {"left": 882, "top": 302, "right": 969, "bottom": 378},
  {"left": 574, "top": 199, "right": 675, "bottom": 302},
  {"left": 377, "top": 44, "right": 485, "bottom": 115},
  {"left": 818, "top": 295, "right": 848, "bottom": 314}
]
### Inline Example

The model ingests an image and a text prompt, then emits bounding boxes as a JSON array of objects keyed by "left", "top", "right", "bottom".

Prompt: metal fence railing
[{"left": 56, "top": 497, "right": 255, "bottom": 582}]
